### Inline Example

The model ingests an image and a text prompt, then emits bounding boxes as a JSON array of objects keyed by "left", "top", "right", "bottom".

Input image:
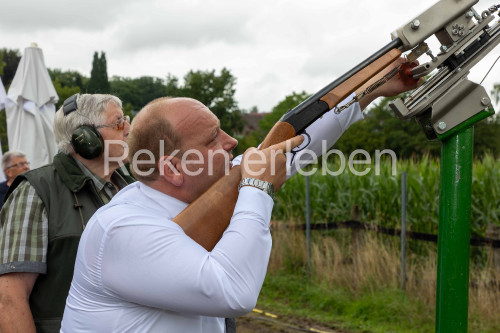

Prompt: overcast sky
[{"left": 1, "top": 0, "right": 499, "bottom": 111}]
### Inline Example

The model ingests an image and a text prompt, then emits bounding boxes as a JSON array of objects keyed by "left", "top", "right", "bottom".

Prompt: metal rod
[
  {"left": 436, "top": 126, "right": 473, "bottom": 333},
  {"left": 305, "top": 174, "right": 311, "bottom": 275},
  {"left": 400, "top": 171, "right": 407, "bottom": 290}
]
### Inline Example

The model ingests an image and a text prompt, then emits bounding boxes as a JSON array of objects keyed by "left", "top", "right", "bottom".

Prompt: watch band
[{"left": 238, "top": 178, "right": 275, "bottom": 199}]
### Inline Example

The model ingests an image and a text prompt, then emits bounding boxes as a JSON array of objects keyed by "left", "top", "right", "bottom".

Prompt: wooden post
[{"left": 351, "top": 205, "right": 361, "bottom": 253}]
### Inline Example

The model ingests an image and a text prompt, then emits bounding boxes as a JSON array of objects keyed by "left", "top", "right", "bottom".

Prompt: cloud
[
  {"left": 0, "top": 0, "right": 134, "bottom": 31},
  {"left": 114, "top": 1, "right": 254, "bottom": 51},
  {"left": 1, "top": 0, "right": 498, "bottom": 113}
]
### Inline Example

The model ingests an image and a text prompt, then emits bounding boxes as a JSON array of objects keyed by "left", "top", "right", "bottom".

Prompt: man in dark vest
[{"left": 0, "top": 94, "right": 135, "bottom": 333}]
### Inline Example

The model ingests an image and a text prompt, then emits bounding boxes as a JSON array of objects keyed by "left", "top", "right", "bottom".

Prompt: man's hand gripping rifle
[
  {"left": 388, "top": 0, "right": 500, "bottom": 139},
  {"left": 174, "top": 0, "right": 500, "bottom": 251}
]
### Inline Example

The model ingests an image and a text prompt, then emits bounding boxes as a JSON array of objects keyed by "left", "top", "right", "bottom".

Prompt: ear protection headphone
[{"left": 63, "top": 94, "right": 104, "bottom": 160}]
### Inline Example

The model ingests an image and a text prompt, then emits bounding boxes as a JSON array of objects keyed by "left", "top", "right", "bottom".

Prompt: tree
[
  {"left": 52, "top": 78, "right": 81, "bottom": 110},
  {"left": 87, "top": 51, "right": 110, "bottom": 94},
  {"left": 493, "top": 84, "right": 500, "bottom": 104},
  {"left": 0, "top": 48, "right": 21, "bottom": 88},
  {"left": 235, "top": 87, "right": 500, "bottom": 159},
  {"left": 236, "top": 91, "right": 310, "bottom": 154},
  {"left": 48, "top": 69, "right": 87, "bottom": 108},
  {"left": 165, "top": 68, "right": 244, "bottom": 137},
  {"left": 110, "top": 76, "right": 167, "bottom": 113},
  {"left": 258, "top": 91, "right": 310, "bottom": 136},
  {"left": 474, "top": 115, "right": 500, "bottom": 157},
  {"left": 335, "top": 96, "right": 441, "bottom": 158},
  {"left": 334, "top": 95, "right": 500, "bottom": 159},
  {"left": 0, "top": 49, "right": 22, "bottom": 152},
  {"left": 48, "top": 69, "right": 85, "bottom": 90},
  {"left": 249, "top": 106, "right": 259, "bottom": 114},
  {"left": 0, "top": 52, "right": 5, "bottom": 77}
]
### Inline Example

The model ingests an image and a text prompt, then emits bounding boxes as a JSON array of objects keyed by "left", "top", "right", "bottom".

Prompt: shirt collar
[
  {"left": 136, "top": 182, "right": 188, "bottom": 219},
  {"left": 72, "top": 157, "right": 127, "bottom": 191},
  {"left": 73, "top": 157, "right": 106, "bottom": 191}
]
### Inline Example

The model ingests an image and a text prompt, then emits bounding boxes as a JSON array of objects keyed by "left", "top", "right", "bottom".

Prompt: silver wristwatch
[{"left": 238, "top": 178, "right": 275, "bottom": 199}]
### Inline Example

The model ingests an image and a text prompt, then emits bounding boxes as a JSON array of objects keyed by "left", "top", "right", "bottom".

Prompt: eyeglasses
[
  {"left": 7, "top": 161, "right": 30, "bottom": 169},
  {"left": 96, "top": 115, "right": 130, "bottom": 131}
]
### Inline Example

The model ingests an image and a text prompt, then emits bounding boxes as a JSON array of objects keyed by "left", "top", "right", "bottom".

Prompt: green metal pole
[{"left": 436, "top": 126, "right": 473, "bottom": 333}]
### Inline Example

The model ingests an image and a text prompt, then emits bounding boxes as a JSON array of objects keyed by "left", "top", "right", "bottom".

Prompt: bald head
[
  {"left": 134, "top": 97, "right": 210, "bottom": 133},
  {"left": 129, "top": 97, "right": 219, "bottom": 182}
]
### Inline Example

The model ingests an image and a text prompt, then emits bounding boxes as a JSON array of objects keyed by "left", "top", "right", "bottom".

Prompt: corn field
[{"left": 274, "top": 154, "right": 500, "bottom": 236}]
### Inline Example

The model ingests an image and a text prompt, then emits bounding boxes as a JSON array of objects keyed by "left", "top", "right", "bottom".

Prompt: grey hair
[
  {"left": 1, "top": 150, "right": 27, "bottom": 171},
  {"left": 54, "top": 94, "right": 123, "bottom": 155}
]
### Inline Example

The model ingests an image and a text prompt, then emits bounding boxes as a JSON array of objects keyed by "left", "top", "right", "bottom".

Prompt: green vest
[{"left": 6, "top": 153, "right": 135, "bottom": 333}]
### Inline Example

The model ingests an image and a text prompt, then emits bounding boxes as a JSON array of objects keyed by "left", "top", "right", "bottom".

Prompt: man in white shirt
[{"left": 61, "top": 58, "right": 418, "bottom": 332}]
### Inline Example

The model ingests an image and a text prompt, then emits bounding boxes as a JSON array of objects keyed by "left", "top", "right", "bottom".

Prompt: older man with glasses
[
  {"left": 0, "top": 150, "right": 31, "bottom": 208},
  {"left": 0, "top": 94, "right": 135, "bottom": 333}
]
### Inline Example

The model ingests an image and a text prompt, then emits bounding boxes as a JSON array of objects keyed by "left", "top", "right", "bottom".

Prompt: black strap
[{"left": 225, "top": 317, "right": 236, "bottom": 333}]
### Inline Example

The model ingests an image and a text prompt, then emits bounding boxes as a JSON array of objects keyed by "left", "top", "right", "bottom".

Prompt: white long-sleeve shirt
[
  {"left": 61, "top": 97, "right": 363, "bottom": 332},
  {"left": 62, "top": 183, "right": 273, "bottom": 332}
]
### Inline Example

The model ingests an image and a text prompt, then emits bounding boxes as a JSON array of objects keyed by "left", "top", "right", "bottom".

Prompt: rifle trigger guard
[{"left": 289, "top": 132, "right": 311, "bottom": 166}]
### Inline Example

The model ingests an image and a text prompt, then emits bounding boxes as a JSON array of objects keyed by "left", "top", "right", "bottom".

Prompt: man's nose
[
  {"left": 124, "top": 121, "right": 131, "bottom": 136},
  {"left": 222, "top": 131, "right": 238, "bottom": 151}
]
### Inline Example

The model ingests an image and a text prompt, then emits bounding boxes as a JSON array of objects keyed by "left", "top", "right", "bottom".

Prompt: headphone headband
[{"left": 63, "top": 93, "right": 79, "bottom": 116}]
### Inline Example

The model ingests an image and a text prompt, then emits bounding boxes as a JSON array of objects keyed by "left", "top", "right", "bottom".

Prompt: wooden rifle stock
[
  {"left": 173, "top": 47, "right": 402, "bottom": 251},
  {"left": 173, "top": 121, "right": 296, "bottom": 251}
]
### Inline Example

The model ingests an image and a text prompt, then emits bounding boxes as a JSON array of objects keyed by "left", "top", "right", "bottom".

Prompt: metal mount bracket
[
  {"left": 431, "top": 78, "right": 491, "bottom": 135},
  {"left": 388, "top": 1, "right": 500, "bottom": 139},
  {"left": 392, "top": 0, "right": 479, "bottom": 51},
  {"left": 394, "top": 77, "right": 492, "bottom": 140}
]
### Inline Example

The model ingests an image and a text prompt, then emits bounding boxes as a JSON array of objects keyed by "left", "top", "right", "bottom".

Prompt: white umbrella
[
  {"left": 0, "top": 77, "right": 6, "bottom": 182},
  {"left": 5, "top": 45, "right": 59, "bottom": 169}
]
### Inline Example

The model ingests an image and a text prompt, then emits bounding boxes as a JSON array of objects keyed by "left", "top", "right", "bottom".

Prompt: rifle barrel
[{"left": 282, "top": 38, "right": 403, "bottom": 128}]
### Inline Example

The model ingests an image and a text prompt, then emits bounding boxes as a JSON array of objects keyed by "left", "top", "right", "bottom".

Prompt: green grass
[
  {"left": 263, "top": 155, "right": 500, "bottom": 332},
  {"left": 257, "top": 272, "right": 435, "bottom": 333}
]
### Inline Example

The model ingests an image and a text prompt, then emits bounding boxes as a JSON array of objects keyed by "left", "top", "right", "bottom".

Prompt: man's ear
[{"left": 158, "top": 155, "right": 184, "bottom": 187}]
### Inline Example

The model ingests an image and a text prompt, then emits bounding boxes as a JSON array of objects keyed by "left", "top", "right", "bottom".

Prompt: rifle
[{"left": 174, "top": 0, "right": 500, "bottom": 251}]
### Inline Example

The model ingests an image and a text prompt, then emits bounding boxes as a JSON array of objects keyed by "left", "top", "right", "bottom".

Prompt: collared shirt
[
  {"left": 73, "top": 159, "right": 129, "bottom": 204},
  {"left": 61, "top": 182, "right": 274, "bottom": 333},
  {"left": 61, "top": 97, "right": 364, "bottom": 332},
  {"left": 0, "top": 157, "right": 128, "bottom": 275}
]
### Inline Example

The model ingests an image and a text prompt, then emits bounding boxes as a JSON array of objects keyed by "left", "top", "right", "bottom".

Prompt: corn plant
[{"left": 274, "top": 154, "right": 500, "bottom": 237}]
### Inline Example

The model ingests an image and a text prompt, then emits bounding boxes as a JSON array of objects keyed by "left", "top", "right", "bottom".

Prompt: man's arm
[
  {"left": 0, "top": 181, "right": 48, "bottom": 332},
  {"left": 358, "top": 57, "right": 421, "bottom": 110},
  {"left": 0, "top": 272, "right": 38, "bottom": 333}
]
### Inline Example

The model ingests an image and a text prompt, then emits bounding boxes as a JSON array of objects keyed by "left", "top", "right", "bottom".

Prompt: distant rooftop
[{"left": 240, "top": 112, "right": 268, "bottom": 135}]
